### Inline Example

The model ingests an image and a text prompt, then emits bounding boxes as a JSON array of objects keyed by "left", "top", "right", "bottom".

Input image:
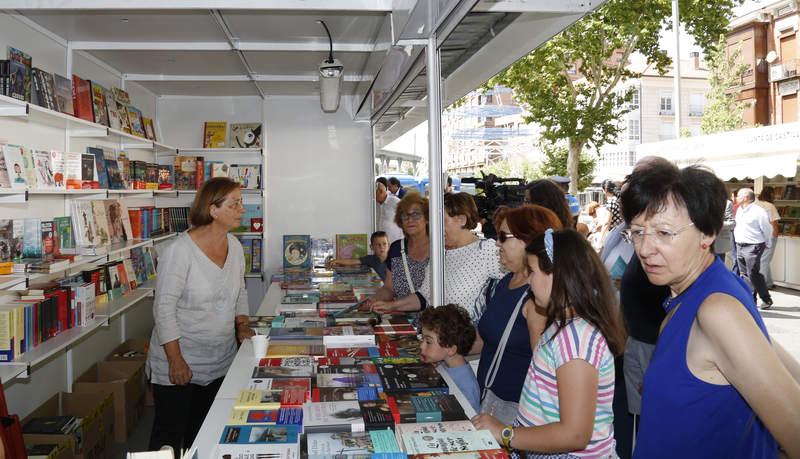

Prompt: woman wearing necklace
[{"left": 621, "top": 163, "right": 800, "bottom": 458}]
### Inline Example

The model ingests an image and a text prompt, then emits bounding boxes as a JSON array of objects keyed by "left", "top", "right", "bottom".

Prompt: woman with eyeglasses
[
  {"left": 620, "top": 163, "right": 800, "bottom": 458},
  {"left": 365, "top": 192, "right": 431, "bottom": 312},
  {"left": 472, "top": 205, "right": 563, "bottom": 425},
  {"left": 147, "top": 177, "right": 254, "bottom": 452}
]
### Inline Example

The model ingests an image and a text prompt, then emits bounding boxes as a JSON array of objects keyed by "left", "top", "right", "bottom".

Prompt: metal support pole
[
  {"left": 426, "top": 34, "right": 445, "bottom": 307},
  {"left": 672, "top": 0, "right": 682, "bottom": 138}
]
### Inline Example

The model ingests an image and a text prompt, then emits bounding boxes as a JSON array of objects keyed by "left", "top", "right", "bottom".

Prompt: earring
[{"left": 701, "top": 243, "right": 708, "bottom": 250}]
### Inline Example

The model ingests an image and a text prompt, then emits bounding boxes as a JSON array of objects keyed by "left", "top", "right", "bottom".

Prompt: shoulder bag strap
[
  {"left": 400, "top": 239, "right": 416, "bottom": 294},
  {"left": 482, "top": 287, "right": 528, "bottom": 398}
]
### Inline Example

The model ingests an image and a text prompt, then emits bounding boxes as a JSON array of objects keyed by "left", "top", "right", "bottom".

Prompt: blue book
[
  {"left": 283, "top": 234, "right": 311, "bottom": 270},
  {"left": 87, "top": 147, "right": 109, "bottom": 189},
  {"left": 218, "top": 424, "right": 300, "bottom": 445},
  {"left": 22, "top": 218, "right": 42, "bottom": 258}
]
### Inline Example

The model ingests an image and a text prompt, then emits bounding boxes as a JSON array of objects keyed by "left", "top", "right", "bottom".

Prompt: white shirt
[
  {"left": 734, "top": 202, "right": 773, "bottom": 247},
  {"left": 419, "top": 238, "right": 506, "bottom": 322},
  {"left": 378, "top": 193, "right": 403, "bottom": 244},
  {"left": 755, "top": 200, "right": 780, "bottom": 223},
  {"left": 147, "top": 232, "right": 249, "bottom": 385}
]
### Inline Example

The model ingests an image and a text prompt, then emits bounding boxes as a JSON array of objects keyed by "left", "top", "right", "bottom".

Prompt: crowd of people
[{"left": 367, "top": 165, "right": 800, "bottom": 458}]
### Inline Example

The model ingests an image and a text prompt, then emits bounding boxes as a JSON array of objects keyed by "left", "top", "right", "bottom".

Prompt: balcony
[
  {"left": 688, "top": 106, "right": 704, "bottom": 117},
  {"left": 769, "top": 59, "right": 800, "bottom": 82}
]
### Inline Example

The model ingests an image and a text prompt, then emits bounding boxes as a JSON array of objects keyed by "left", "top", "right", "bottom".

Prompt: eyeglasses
[
  {"left": 400, "top": 211, "right": 425, "bottom": 222},
  {"left": 225, "top": 198, "right": 244, "bottom": 209},
  {"left": 622, "top": 222, "right": 695, "bottom": 245},
  {"left": 497, "top": 231, "right": 516, "bottom": 243}
]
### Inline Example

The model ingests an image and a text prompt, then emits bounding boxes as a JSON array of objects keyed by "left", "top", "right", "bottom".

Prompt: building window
[
  {"left": 628, "top": 87, "right": 640, "bottom": 110},
  {"left": 628, "top": 119, "right": 640, "bottom": 141},
  {"left": 660, "top": 122, "right": 675, "bottom": 141},
  {"left": 689, "top": 93, "right": 705, "bottom": 116},
  {"left": 660, "top": 95, "right": 673, "bottom": 115}
]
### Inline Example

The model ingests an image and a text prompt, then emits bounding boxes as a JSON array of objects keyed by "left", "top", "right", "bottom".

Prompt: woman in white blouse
[{"left": 147, "top": 177, "right": 254, "bottom": 453}]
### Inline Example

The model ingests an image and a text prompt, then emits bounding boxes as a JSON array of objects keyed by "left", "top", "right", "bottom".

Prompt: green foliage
[
  {"left": 486, "top": 0, "right": 742, "bottom": 191},
  {"left": 481, "top": 156, "right": 540, "bottom": 182},
  {"left": 701, "top": 35, "right": 749, "bottom": 134},
  {"left": 537, "top": 143, "right": 597, "bottom": 191}
]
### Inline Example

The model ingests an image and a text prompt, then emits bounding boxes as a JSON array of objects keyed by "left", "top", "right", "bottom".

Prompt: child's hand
[{"left": 470, "top": 413, "right": 504, "bottom": 443}]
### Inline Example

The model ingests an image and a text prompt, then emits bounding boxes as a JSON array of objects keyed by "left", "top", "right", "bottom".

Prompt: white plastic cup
[{"left": 251, "top": 334, "right": 267, "bottom": 359}]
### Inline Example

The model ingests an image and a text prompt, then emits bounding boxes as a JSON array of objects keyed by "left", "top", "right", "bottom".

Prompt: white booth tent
[{"left": 636, "top": 122, "right": 800, "bottom": 181}]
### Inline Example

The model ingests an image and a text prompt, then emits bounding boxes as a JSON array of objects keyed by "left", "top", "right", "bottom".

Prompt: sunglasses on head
[{"left": 497, "top": 231, "right": 516, "bottom": 243}]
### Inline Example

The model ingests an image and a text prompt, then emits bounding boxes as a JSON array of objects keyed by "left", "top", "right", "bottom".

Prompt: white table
[{"left": 255, "top": 282, "right": 283, "bottom": 316}]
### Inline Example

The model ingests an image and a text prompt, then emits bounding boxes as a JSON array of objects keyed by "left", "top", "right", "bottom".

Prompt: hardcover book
[
  {"left": 104, "top": 154, "right": 126, "bottom": 190},
  {"left": 104, "top": 88, "right": 122, "bottom": 130},
  {"left": 228, "top": 164, "right": 261, "bottom": 189},
  {"left": 283, "top": 234, "right": 312, "bottom": 270},
  {"left": 145, "top": 163, "right": 158, "bottom": 190},
  {"left": 336, "top": 234, "right": 369, "bottom": 260},
  {"left": 61, "top": 151, "right": 82, "bottom": 190},
  {"left": 302, "top": 401, "right": 365, "bottom": 433},
  {"left": 174, "top": 156, "right": 197, "bottom": 190},
  {"left": 71, "top": 75, "right": 93, "bottom": 122},
  {"left": 31, "top": 149, "right": 56, "bottom": 189},
  {"left": 104, "top": 199, "right": 129, "bottom": 243},
  {"left": 52, "top": 73, "right": 73, "bottom": 115},
  {"left": 230, "top": 123, "right": 262, "bottom": 148},
  {"left": 203, "top": 121, "right": 227, "bottom": 148},
  {"left": 142, "top": 117, "right": 157, "bottom": 141},
  {"left": 305, "top": 431, "right": 374, "bottom": 459},
  {"left": 87, "top": 147, "right": 109, "bottom": 189},
  {"left": 157, "top": 165, "right": 173, "bottom": 190},
  {"left": 111, "top": 87, "right": 132, "bottom": 134},
  {"left": 40, "top": 220, "right": 55, "bottom": 261},
  {"left": 90, "top": 81, "right": 109, "bottom": 126},
  {"left": 80, "top": 153, "right": 96, "bottom": 188},
  {"left": 8, "top": 47, "right": 32, "bottom": 102},
  {"left": 91, "top": 200, "right": 111, "bottom": 245},
  {"left": 127, "top": 106, "right": 146, "bottom": 138},
  {"left": 228, "top": 408, "right": 279, "bottom": 425}
]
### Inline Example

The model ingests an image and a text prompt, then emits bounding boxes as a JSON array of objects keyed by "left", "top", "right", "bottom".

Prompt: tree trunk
[{"left": 567, "top": 138, "right": 584, "bottom": 195}]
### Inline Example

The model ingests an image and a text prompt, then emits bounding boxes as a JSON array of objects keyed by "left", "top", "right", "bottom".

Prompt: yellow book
[
  {"left": 234, "top": 389, "right": 282, "bottom": 410},
  {"left": 203, "top": 121, "right": 227, "bottom": 148}
]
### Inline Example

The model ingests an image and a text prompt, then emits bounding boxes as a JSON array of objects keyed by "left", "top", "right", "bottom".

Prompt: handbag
[{"left": 479, "top": 282, "right": 528, "bottom": 425}]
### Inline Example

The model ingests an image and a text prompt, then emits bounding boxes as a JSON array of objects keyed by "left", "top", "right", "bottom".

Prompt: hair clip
[{"left": 544, "top": 228, "right": 555, "bottom": 263}]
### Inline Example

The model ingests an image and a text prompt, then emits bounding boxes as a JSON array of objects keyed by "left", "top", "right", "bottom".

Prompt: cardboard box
[
  {"left": 105, "top": 338, "right": 149, "bottom": 362},
  {"left": 72, "top": 360, "right": 146, "bottom": 442},
  {"left": 23, "top": 392, "right": 114, "bottom": 459},
  {"left": 24, "top": 435, "right": 76, "bottom": 459}
]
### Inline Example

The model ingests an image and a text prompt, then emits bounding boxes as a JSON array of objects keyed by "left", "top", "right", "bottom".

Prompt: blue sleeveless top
[{"left": 633, "top": 259, "right": 778, "bottom": 459}]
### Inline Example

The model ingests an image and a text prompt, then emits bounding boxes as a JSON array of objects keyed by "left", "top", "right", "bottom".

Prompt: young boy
[
  {"left": 418, "top": 304, "right": 480, "bottom": 413},
  {"left": 330, "top": 231, "right": 390, "bottom": 281}
]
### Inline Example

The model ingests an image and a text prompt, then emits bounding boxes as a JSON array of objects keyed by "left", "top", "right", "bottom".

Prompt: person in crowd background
[
  {"left": 446, "top": 176, "right": 454, "bottom": 194},
  {"left": 419, "top": 304, "right": 481, "bottom": 413},
  {"left": 147, "top": 177, "right": 253, "bottom": 452},
  {"left": 473, "top": 229, "right": 624, "bottom": 458},
  {"left": 735, "top": 187, "right": 774, "bottom": 309},
  {"left": 472, "top": 205, "right": 563, "bottom": 425},
  {"left": 550, "top": 175, "right": 581, "bottom": 223},
  {"left": 329, "top": 231, "right": 390, "bottom": 281},
  {"left": 365, "top": 193, "right": 430, "bottom": 311},
  {"left": 388, "top": 176, "right": 407, "bottom": 199},
  {"left": 714, "top": 198, "right": 735, "bottom": 266},
  {"left": 584, "top": 201, "right": 603, "bottom": 250},
  {"left": 595, "top": 179, "right": 623, "bottom": 249},
  {"left": 756, "top": 186, "right": 780, "bottom": 289},
  {"left": 621, "top": 164, "right": 800, "bottom": 458},
  {"left": 524, "top": 179, "right": 575, "bottom": 229},
  {"left": 376, "top": 178, "right": 403, "bottom": 244}
]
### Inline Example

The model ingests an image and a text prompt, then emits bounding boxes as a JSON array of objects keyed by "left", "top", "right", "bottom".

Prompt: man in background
[
  {"left": 734, "top": 188, "right": 774, "bottom": 309},
  {"left": 376, "top": 178, "right": 403, "bottom": 244},
  {"left": 550, "top": 175, "right": 580, "bottom": 225},
  {"left": 388, "top": 177, "right": 407, "bottom": 199}
]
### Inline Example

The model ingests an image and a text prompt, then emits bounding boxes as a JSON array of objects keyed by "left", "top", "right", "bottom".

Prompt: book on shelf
[
  {"left": 174, "top": 156, "right": 197, "bottom": 190},
  {"left": 71, "top": 200, "right": 100, "bottom": 247},
  {"left": 31, "top": 67, "right": 58, "bottom": 111},
  {"left": 0, "top": 219, "right": 13, "bottom": 262},
  {"left": 111, "top": 87, "right": 132, "bottom": 134},
  {"left": 103, "top": 87, "right": 123, "bottom": 131},
  {"left": 30, "top": 149, "right": 56, "bottom": 189},
  {"left": 142, "top": 117, "right": 157, "bottom": 141},
  {"left": 266, "top": 343, "right": 325, "bottom": 358},
  {"left": 60, "top": 151, "right": 82, "bottom": 190},
  {"left": 80, "top": 153, "right": 96, "bottom": 189},
  {"left": 0, "top": 153, "right": 11, "bottom": 189},
  {"left": 52, "top": 73, "right": 73, "bottom": 115},
  {"left": 71, "top": 75, "right": 93, "bottom": 122},
  {"left": 230, "top": 123, "right": 262, "bottom": 148},
  {"left": 157, "top": 165, "right": 174, "bottom": 190},
  {"left": 87, "top": 146, "right": 110, "bottom": 189},
  {"left": 145, "top": 163, "right": 158, "bottom": 190},
  {"left": 8, "top": 46, "right": 32, "bottom": 102},
  {"left": 229, "top": 164, "right": 261, "bottom": 189},
  {"left": 203, "top": 121, "right": 228, "bottom": 148},
  {"left": 90, "top": 81, "right": 109, "bottom": 126},
  {"left": 336, "top": 234, "right": 369, "bottom": 260},
  {"left": 22, "top": 218, "right": 42, "bottom": 259},
  {"left": 40, "top": 220, "right": 55, "bottom": 261},
  {"left": 127, "top": 105, "right": 146, "bottom": 138},
  {"left": 283, "top": 234, "right": 312, "bottom": 270},
  {"left": 303, "top": 401, "right": 366, "bottom": 434},
  {"left": 2, "top": 144, "right": 28, "bottom": 189},
  {"left": 91, "top": 200, "right": 111, "bottom": 245}
]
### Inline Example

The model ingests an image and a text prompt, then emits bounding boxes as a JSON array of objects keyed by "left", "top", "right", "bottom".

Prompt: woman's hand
[
  {"left": 167, "top": 354, "right": 192, "bottom": 385},
  {"left": 237, "top": 324, "right": 255, "bottom": 342},
  {"left": 360, "top": 297, "right": 377, "bottom": 311},
  {"left": 371, "top": 300, "right": 396, "bottom": 313},
  {"left": 471, "top": 413, "right": 505, "bottom": 443}
]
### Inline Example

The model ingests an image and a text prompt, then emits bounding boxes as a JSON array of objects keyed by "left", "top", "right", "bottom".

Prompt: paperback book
[
  {"left": 336, "top": 234, "right": 368, "bottom": 260},
  {"left": 283, "top": 234, "right": 312, "bottom": 270},
  {"left": 203, "top": 121, "right": 228, "bottom": 148},
  {"left": 230, "top": 123, "right": 262, "bottom": 148},
  {"left": 302, "top": 401, "right": 365, "bottom": 433}
]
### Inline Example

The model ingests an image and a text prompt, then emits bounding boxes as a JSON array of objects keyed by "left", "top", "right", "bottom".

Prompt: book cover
[
  {"left": 46, "top": 150, "right": 66, "bottom": 189},
  {"left": 104, "top": 88, "right": 121, "bottom": 130},
  {"left": 235, "top": 389, "right": 283, "bottom": 410},
  {"left": 311, "top": 388, "right": 359, "bottom": 403},
  {"left": 203, "top": 121, "right": 227, "bottom": 148},
  {"left": 91, "top": 200, "right": 111, "bottom": 245},
  {"left": 228, "top": 408, "right": 279, "bottom": 425},
  {"left": 283, "top": 234, "right": 311, "bottom": 270},
  {"left": 129, "top": 247, "right": 148, "bottom": 285},
  {"left": 52, "top": 73, "right": 73, "bottom": 115},
  {"left": 336, "top": 234, "right": 369, "bottom": 260},
  {"left": 71, "top": 75, "right": 93, "bottom": 122},
  {"left": 87, "top": 147, "right": 109, "bottom": 189},
  {"left": 127, "top": 106, "right": 146, "bottom": 138},
  {"left": 130, "top": 160, "right": 146, "bottom": 190},
  {"left": 142, "top": 117, "right": 157, "bottom": 141},
  {"left": 104, "top": 156, "right": 125, "bottom": 190},
  {"left": 31, "top": 67, "right": 58, "bottom": 111},
  {"left": 401, "top": 431, "right": 500, "bottom": 455},
  {"left": 90, "top": 81, "right": 109, "bottom": 126},
  {"left": 31, "top": 149, "right": 56, "bottom": 189},
  {"left": 116, "top": 260, "right": 132, "bottom": 293},
  {"left": 277, "top": 407, "right": 303, "bottom": 426},
  {"left": 248, "top": 377, "right": 311, "bottom": 392},
  {"left": 302, "top": 401, "right": 365, "bottom": 434},
  {"left": 8, "top": 47, "right": 32, "bottom": 102},
  {"left": 265, "top": 344, "right": 324, "bottom": 358},
  {"left": 229, "top": 164, "right": 261, "bottom": 189},
  {"left": 22, "top": 218, "right": 42, "bottom": 258},
  {"left": 40, "top": 220, "right": 55, "bottom": 261},
  {"left": 0, "top": 219, "right": 12, "bottom": 261},
  {"left": 219, "top": 424, "right": 300, "bottom": 444},
  {"left": 104, "top": 199, "right": 128, "bottom": 243},
  {"left": 407, "top": 450, "right": 509, "bottom": 459},
  {"left": 235, "top": 204, "right": 262, "bottom": 232},
  {"left": 0, "top": 155, "right": 9, "bottom": 189},
  {"left": 2, "top": 144, "right": 28, "bottom": 189},
  {"left": 157, "top": 165, "right": 173, "bottom": 190},
  {"left": 71, "top": 200, "right": 99, "bottom": 247},
  {"left": 251, "top": 365, "right": 313, "bottom": 379},
  {"left": 213, "top": 444, "right": 299, "bottom": 459},
  {"left": 174, "top": 156, "right": 197, "bottom": 191},
  {"left": 111, "top": 87, "right": 132, "bottom": 134},
  {"left": 80, "top": 153, "right": 96, "bottom": 188},
  {"left": 315, "top": 373, "right": 382, "bottom": 390},
  {"left": 305, "top": 431, "right": 374, "bottom": 459},
  {"left": 230, "top": 123, "right": 262, "bottom": 148},
  {"left": 145, "top": 163, "right": 158, "bottom": 190},
  {"left": 359, "top": 400, "right": 394, "bottom": 430},
  {"left": 316, "top": 363, "right": 378, "bottom": 374},
  {"left": 258, "top": 357, "right": 316, "bottom": 367},
  {"left": 61, "top": 151, "right": 82, "bottom": 190}
]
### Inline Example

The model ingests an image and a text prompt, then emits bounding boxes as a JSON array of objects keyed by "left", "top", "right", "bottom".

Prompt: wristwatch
[{"left": 500, "top": 424, "right": 515, "bottom": 449}]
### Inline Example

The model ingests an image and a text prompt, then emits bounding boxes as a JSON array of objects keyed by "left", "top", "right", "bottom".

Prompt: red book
[
  {"left": 195, "top": 156, "right": 204, "bottom": 190},
  {"left": 128, "top": 209, "right": 142, "bottom": 239},
  {"left": 71, "top": 75, "right": 93, "bottom": 122},
  {"left": 280, "top": 388, "right": 307, "bottom": 406}
]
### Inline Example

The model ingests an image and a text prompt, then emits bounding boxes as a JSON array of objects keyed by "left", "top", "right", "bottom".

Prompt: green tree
[
  {"left": 701, "top": 35, "right": 749, "bottom": 134},
  {"left": 488, "top": 0, "right": 743, "bottom": 193},
  {"left": 537, "top": 142, "right": 597, "bottom": 191},
  {"left": 481, "top": 156, "right": 540, "bottom": 182}
]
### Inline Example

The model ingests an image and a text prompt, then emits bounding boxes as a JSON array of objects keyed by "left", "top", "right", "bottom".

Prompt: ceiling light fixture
[{"left": 316, "top": 20, "right": 343, "bottom": 113}]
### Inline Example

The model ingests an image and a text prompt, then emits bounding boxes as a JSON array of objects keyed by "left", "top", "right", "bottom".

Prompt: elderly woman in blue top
[
  {"left": 147, "top": 177, "right": 254, "bottom": 453},
  {"left": 620, "top": 163, "right": 800, "bottom": 459}
]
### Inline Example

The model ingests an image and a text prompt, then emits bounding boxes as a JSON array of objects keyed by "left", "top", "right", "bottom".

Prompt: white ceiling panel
[
  {"left": 22, "top": 10, "right": 224, "bottom": 42},
  {"left": 222, "top": 11, "right": 385, "bottom": 45},
  {"left": 88, "top": 50, "right": 247, "bottom": 75},
  {"left": 138, "top": 81, "right": 260, "bottom": 96},
  {"left": 256, "top": 81, "right": 359, "bottom": 96},
  {"left": 243, "top": 51, "right": 368, "bottom": 76}
]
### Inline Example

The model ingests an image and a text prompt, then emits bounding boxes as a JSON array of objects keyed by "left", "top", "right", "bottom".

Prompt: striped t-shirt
[{"left": 515, "top": 318, "right": 615, "bottom": 458}]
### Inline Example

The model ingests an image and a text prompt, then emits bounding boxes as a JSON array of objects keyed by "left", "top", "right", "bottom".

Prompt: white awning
[{"left": 636, "top": 123, "right": 800, "bottom": 180}]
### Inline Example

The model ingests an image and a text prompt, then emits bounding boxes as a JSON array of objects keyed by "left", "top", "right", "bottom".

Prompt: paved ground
[{"left": 761, "top": 286, "right": 800, "bottom": 361}]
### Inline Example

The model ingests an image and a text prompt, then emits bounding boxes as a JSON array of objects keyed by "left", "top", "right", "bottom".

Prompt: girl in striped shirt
[{"left": 473, "top": 229, "right": 626, "bottom": 459}]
